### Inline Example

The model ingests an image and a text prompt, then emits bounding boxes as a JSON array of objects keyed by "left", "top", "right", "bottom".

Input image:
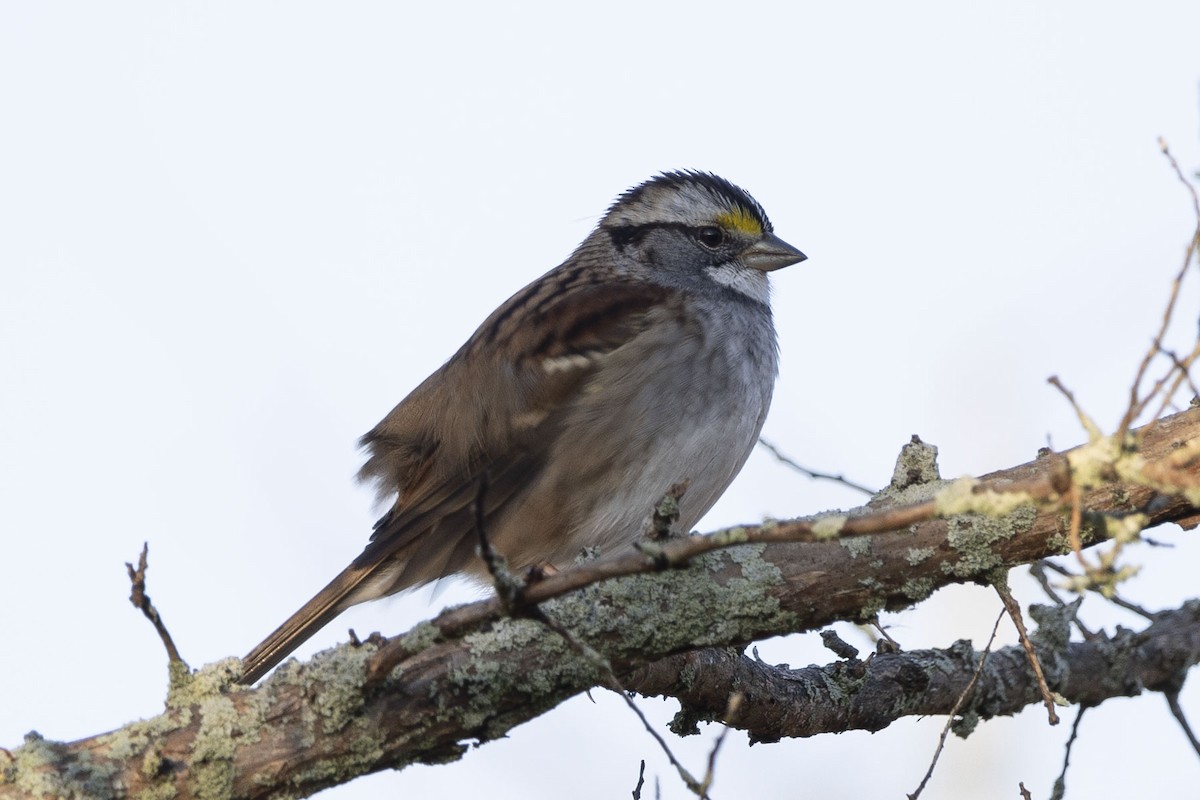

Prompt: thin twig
[
  {"left": 472, "top": 472, "right": 524, "bottom": 608},
  {"left": 1039, "top": 557, "right": 1157, "bottom": 620},
  {"left": 1152, "top": 342, "right": 1200, "bottom": 424},
  {"left": 1116, "top": 138, "right": 1200, "bottom": 437},
  {"left": 907, "top": 608, "right": 1006, "bottom": 799},
  {"left": 995, "top": 577, "right": 1060, "bottom": 725},
  {"left": 1019, "top": 782, "right": 1033, "bottom": 800},
  {"left": 698, "top": 693, "right": 743, "bottom": 799},
  {"left": 758, "top": 437, "right": 876, "bottom": 496},
  {"left": 1160, "top": 136, "right": 1200, "bottom": 224},
  {"left": 539, "top": 610, "right": 703, "bottom": 795},
  {"left": 1065, "top": 483, "right": 1085, "bottom": 569},
  {"left": 125, "top": 543, "right": 185, "bottom": 666},
  {"left": 1048, "top": 376, "right": 1103, "bottom": 442},
  {"left": 1029, "top": 561, "right": 1094, "bottom": 639},
  {"left": 1158, "top": 345, "right": 1200, "bottom": 405},
  {"left": 1164, "top": 689, "right": 1200, "bottom": 760},
  {"left": 869, "top": 616, "right": 903, "bottom": 650},
  {"left": 1051, "top": 707, "right": 1087, "bottom": 800},
  {"left": 1106, "top": 593, "right": 1158, "bottom": 621},
  {"left": 632, "top": 760, "right": 646, "bottom": 800},
  {"left": 474, "top": 479, "right": 704, "bottom": 796}
]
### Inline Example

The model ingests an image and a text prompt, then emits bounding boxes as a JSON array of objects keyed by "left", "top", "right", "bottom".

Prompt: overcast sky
[{"left": 3, "top": 3, "right": 1200, "bottom": 798}]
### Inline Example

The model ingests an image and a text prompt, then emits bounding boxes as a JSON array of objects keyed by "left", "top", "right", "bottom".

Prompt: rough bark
[{"left": 626, "top": 600, "right": 1200, "bottom": 742}]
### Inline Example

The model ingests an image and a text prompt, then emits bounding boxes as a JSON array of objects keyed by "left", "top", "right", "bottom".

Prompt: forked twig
[
  {"left": 1116, "top": 138, "right": 1200, "bottom": 438},
  {"left": 126, "top": 543, "right": 185, "bottom": 667}
]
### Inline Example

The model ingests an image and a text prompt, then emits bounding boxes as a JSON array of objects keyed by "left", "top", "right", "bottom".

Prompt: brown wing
[{"left": 355, "top": 270, "right": 672, "bottom": 585}]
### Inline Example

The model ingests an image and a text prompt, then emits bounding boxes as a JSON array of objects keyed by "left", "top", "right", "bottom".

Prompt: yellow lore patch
[{"left": 715, "top": 207, "right": 763, "bottom": 236}]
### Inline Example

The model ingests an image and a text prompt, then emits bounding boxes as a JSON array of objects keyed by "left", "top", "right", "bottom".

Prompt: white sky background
[{"left": 3, "top": 3, "right": 1200, "bottom": 798}]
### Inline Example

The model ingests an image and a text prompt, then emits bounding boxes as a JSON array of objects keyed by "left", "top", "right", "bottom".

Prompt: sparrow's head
[{"left": 599, "top": 171, "right": 806, "bottom": 301}]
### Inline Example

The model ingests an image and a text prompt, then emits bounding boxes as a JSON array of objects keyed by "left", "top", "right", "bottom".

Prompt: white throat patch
[{"left": 705, "top": 263, "right": 771, "bottom": 304}]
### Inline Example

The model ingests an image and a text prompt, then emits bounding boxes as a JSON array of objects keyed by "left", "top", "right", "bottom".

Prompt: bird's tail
[{"left": 238, "top": 563, "right": 380, "bottom": 685}]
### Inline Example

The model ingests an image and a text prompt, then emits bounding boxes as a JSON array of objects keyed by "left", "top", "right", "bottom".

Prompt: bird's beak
[{"left": 739, "top": 233, "right": 807, "bottom": 272}]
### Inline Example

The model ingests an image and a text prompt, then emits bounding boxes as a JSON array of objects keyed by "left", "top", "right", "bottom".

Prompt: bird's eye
[{"left": 695, "top": 226, "right": 725, "bottom": 249}]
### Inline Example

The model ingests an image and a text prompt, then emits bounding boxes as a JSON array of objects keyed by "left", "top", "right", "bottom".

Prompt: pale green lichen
[
  {"left": 858, "top": 576, "right": 883, "bottom": 592},
  {"left": 942, "top": 505, "right": 1038, "bottom": 578},
  {"left": 876, "top": 477, "right": 948, "bottom": 509},
  {"left": 305, "top": 646, "right": 374, "bottom": 735},
  {"left": 901, "top": 577, "right": 936, "bottom": 602},
  {"left": 1103, "top": 512, "right": 1149, "bottom": 544},
  {"left": 905, "top": 546, "right": 935, "bottom": 566},
  {"left": 191, "top": 694, "right": 239, "bottom": 800},
  {"left": 10, "top": 732, "right": 111, "bottom": 799},
  {"left": 934, "top": 477, "right": 1035, "bottom": 518},
  {"left": 709, "top": 525, "right": 751, "bottom": 545},
  {"left": 166, "top": 658, "right": 241, "bottom": 711},
  {"left": 1059, "top": 564, "right": 1142, "bottom": 598},
  {"left": 856, "top": 595, "right": 887, "bottom": 620},
  {"left": 812, "top": 514, "right": 848, "bottom": 540},
  {"left": 841, "top": 536, "right": 871, "bottom": 559}
]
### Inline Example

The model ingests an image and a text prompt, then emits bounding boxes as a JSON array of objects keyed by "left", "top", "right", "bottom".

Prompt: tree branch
[
  {"left": 626, "top": 600, "right": 1200, "bottom": 741},
  {"left": 5, "top": 407, "right": 1200, "bottom": 800}
]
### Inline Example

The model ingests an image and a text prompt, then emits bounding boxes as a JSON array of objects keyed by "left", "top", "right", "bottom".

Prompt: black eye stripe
[{"left": 606, "top": 222, "right": 730, "bottom": 252}]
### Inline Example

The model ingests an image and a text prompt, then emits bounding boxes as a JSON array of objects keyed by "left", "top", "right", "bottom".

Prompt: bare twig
[
  {"left": 868, "top": 616, "right": 903, "bottom": 651},
  {"left": 995, "top": 577, "right": 1060, "bottom": 725},
  {"left": 1039, "top": 556, "right": 1157, "bottom": 621},
  {"left": 1160, "top": 136, "right": 1200, "bottom": 227},
  {"left": 1065, "top": 483, "right": 1086, "bottom": 569},
  {"left": 1029, "top": 561, "right": 1095, "bottom": 639},
  {"left": 125, "top": 543, "right": 185, "bottom": 667},
  {"left": 698, "top": 693, "right": 743, "bottom": 799},
  {"left": 1048, "top": 376, "right": 1103, "bottom": 443},
  {"left": 474, "top": 477, "right": 704, "bottom": 797},
  {"left": 758, "top": 437, "right": 875, "bottom": 496},
  {"left": 908, "top": 608, "right": 1006, "bottom": 799},
  {"left": 632, "top": 760, "right": 646, "bottom": 800},
  {"left": 1106, "top": 594, "right": 1158, "bottom": 621},
  {"left": 1116, "top": 138, "right": 1200, "bottom": 438},
  {"left": 1051, "top": 707, "right": 1087, "bottom": 800},
  {"left": 1164, "top": 689, "right": 1200, "bottom": 760},
  {"left": 1019, "top": 782, "right": 1033, "bottom": 800},
  {"left": 472, "top": 472, "right": 525, "bottom": 609},
  {"left": 1157, "top": 345, "right": 1200, "bottom": 408},
  {"left": 1152, "top": 342, "right": 1200, "bottom": 424}
]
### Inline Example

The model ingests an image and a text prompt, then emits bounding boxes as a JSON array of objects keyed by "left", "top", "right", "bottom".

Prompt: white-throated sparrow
[{"left": 239, "top": 171, "right": 805, "bottom": 684}]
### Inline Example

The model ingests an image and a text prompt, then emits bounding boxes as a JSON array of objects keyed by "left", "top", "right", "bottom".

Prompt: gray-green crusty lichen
[
  {"left": 7, "top": 732, "right": 120, "bottom": 800},
  {"left": 163, "top": 658, "right": 242, "bottom": 800},
  {"left": 447, "top": 618, "right": 590, "bottom": 739},
  {"left": 941, "top": 503, "right": 1038, "bottom": 578},
  {"left": 905, "top": 546, "right": 935, "bottom": 566},
  {"left": 841, "top": 536, "right": 871, "bottom": 559},
  {"left": 901, "top": 577, "right": 936, "bottom": 602}
]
